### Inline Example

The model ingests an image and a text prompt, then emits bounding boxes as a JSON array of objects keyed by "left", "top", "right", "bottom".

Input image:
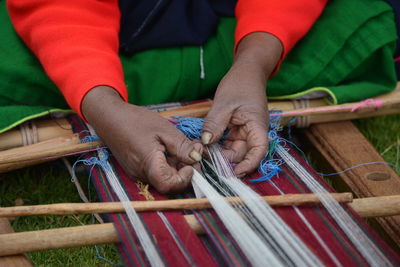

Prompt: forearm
[{"left": 234, "top": 32, "right": 283, "bottom": 79}]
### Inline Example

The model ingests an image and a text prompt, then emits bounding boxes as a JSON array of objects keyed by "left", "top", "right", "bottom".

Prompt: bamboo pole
[
  {"left": 0, "top": 118, "right": 72, "bottom": 151},
  {"left": 0, "top": 193, "right": 353, "bottom": 218},
  {"left": 0, "top": 195, "right": 399, "bottom": 256}
]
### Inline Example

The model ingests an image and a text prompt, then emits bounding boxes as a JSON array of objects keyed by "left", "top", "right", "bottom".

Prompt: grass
[
  {"left": 0, "top": 114, "right": 399, "bottom": 266},
  {"left": 354, "top": 114, "right": 400, "bottom": 172},
  {"left": 0, "top": 163, "right": 122, "bottom": 266}
]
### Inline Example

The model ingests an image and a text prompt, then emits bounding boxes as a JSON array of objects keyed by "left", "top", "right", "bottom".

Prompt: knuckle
[
  {"left": 175, "top": 139, "right": 196, "bottom": 163},
  {"left": 177, "top": 138, "right": 192, "bottom": 155},
  {"left": 203, "top": 118, "right": 220, "bottom": 132}
]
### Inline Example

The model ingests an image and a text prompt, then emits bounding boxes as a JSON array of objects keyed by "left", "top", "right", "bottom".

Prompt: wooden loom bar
[
  {"left": 304, "top": 121, "right": 400, "bottom": 249},
  {"left": 0, "top": 193, "right": 353, "bottom": 218},
  {"left": 0, "top": 223, "right": 120, "bottom": 257},
  {"left": 0, "top": 88, "right": 399, "bottom": 173},
  {"left": 350, "top": 195, "right": 400, "bottom": 218},
  {"left": 0, "top": 215, "right": 32, "bottom": 265},
  {"left": 0, "top": 118, "right": 72, "bottom": 151},
  {"left": 1, "top": 88, "right": 399, "bottom": 152},
  {"left": 1, "top": 195, "right": 400, "bottom": 257}
]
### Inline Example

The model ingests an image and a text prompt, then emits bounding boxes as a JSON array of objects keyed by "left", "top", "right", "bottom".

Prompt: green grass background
[{"left": 0, "top": 114, "right": 399, "bottom": 266}]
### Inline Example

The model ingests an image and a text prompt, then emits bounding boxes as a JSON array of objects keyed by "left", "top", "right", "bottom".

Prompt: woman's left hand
[{"left": 201, "top": 32, "right": 283, "bottom": 177}]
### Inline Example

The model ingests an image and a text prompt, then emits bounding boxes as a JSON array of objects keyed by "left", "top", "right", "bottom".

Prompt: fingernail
[
  {"left": 190, "top": 150, "right": 202, "bottom": 162},
  {"left": 237, "top": 173, "right": 246, "bottom": 178},
  {"left": 202, "top": 132, "right": 212, "bottom": 145},
  {"left": 177, "top": 175, "right": 184, "bottom": 184}
]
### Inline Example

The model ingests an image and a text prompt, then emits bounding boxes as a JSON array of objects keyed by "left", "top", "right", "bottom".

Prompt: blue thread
[
  {"left": 175, "top": 117, "right": 204, "bottom": 140},
  {"left": 250, "top": 111, "right": 285, "bottom": 183},
  {"left": 81, "top": 134, "right": 100, "bottom": 143},
  {"left": 70, "top": 149, "right": 122, "bottom": 266},
  {"left": 71, "top": 149, "right": 110, "bottom": 183},
  {"left": 286, "top": 117, "right": 297, "bottom": 139},
  {"left": 318, "top": 161, "right": 397, "bottom": 176},
  {"left": 175, "top": 117, "right": 229, "bottom": 141},
  {"left": 174, "top": 114, "right": 286, "bottom": 183},
  {"left": 173, "top": 114, "right": 398, "bottom": 183},
  {"left": 95, "top": 245, "right": 124, "bottom": 266}
]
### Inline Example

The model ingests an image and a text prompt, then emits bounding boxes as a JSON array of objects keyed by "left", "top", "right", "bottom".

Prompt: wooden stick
[
  {"left": 0, "top": 223, "right": 120, "bottom": 256},
  {"left": 0, "top": 211, "right": 33, "bottom": 266},
  {"left": 0, "top": 134, "right": 102, "bottom": 173},
  {"left": 0, "top": 134, "right": 100, "bottom": 164},
  {"left": 0, "top": 195, "right": 399, "bottom": 256},
  {"left": 158, "top": 87, "right": 400, "bottom": 121},
  {"left": 350, "top": 195, "right": 400, "bottom": 218},
  {"left": 0, "top": 193, "right": 353, "bottom": 218}
]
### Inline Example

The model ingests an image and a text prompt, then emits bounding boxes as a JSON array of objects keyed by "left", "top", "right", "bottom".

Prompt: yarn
[
  {"left": 175, "top": 116, "right": 283, "bottom": 181},
  {"left": 175, "top": 117, "right": 229, "bottom": 141},
  {"left": 203, "top": 144, "right": 322, "bottom": 266},
  {"left": 277, "top": 146, "right": 392, "bottom": 266}
]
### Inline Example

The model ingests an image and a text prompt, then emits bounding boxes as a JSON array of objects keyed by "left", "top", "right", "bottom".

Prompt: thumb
[{"left": 202, "top": 105, "right": 231, "bottom": 145}]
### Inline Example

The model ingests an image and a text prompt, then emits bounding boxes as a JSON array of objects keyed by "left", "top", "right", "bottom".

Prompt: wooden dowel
[
  {"left": 0, "top": 223, "right": 120, "bottom": 256},
  {"left": 1, "top": 195, "right": 400, "bottom": 256},
  {"left": 0, "top": 193, "right": 353, "bottom": 218},
  {"left": 349, "top": 195, "right": 400, "bottom": 218},
  {"left": 0, "top": 134, "right": 101, "bottom": 166}
]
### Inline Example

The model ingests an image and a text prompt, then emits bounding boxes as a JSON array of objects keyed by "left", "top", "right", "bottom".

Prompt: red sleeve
[
  {"left": 235, "top": 0, "right": 328, "bottom": 70},
  {"left": 7, "top": 0, "right": 127, "bottom": 119}
]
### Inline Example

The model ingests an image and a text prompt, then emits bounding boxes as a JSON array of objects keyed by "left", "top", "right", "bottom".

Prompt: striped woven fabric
[{"left": 68, "top": 115, "right": 400, "bottom": 266}]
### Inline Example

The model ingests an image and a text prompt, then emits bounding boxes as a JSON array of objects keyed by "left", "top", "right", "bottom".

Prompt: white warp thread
[
  {"left": 270, "top": 180, "right": 342, "bottom": 267},
  {"left": 86, "top": 125, "right": 164, "bottom": 266},
  {"left": 192, "top": 168, "right": 284, "bottom": 267},
  {"left": 277, "top": 145, "right": 392, "bottom": 267},
  {"left": 98, "top": 151, "right": 165, "bottom": 267},
  {"left": 207, "top": 144, "right": 321, "bottom": 267}
]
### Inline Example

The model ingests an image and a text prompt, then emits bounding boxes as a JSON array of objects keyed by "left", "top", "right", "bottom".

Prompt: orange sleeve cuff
[{"left": 235, "top": 0, "right": 328, "bottom": 74}]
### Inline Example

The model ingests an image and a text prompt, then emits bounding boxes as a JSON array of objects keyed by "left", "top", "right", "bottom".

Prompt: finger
[
  {"left": 145, "top": 151, "right": 192, "bottom": 194},
  {"left": 234, "top": 122, "right": 268, "bottom": 175},
  {"left": 160, "top": 130, "right": 203, "bottom": 164},
  {"left": 222, "top": 140, "right": 247, "bottom": 163},
  {"left": 202, "top": 105, "right": 231, "bottom": 145},
  {"left": 225, "top": 126, "right": 247, "bottom": 141},
  {"left": 234, "top": 145, "right": 267, "bottom": 176}
]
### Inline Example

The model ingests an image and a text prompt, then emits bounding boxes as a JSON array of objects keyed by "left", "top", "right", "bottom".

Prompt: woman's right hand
[{"left": 82, "top": 86, "right": 203, "bottom": 193}]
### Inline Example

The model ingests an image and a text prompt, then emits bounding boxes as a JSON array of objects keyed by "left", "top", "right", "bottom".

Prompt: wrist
[
  {"left": 234, "top": 32, "right": 283, "bottom": 76},
  {"left": 81, "top": 85, "right": 124, "bottom": 122}
]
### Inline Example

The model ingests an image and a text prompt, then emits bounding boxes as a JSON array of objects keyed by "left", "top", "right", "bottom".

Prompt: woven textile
[{"left": 69, "top": 115, "right": 400, "bottom": 266}]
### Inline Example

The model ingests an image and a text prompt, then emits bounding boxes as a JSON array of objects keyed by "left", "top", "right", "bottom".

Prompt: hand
[
  {"left": 82, "top": 86, "right": 203, "bottom": 193},
  {"left": 202, "top": 32, "right": 283, "bottom": 177}
]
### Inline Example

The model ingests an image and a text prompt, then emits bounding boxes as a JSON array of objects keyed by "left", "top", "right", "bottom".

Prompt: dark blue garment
[
  {"left": 118, "top": 0, "right": 236, "bottom": 54},
  {"left": 384, "top": 0, "right": 400, "bottom": 79}
]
